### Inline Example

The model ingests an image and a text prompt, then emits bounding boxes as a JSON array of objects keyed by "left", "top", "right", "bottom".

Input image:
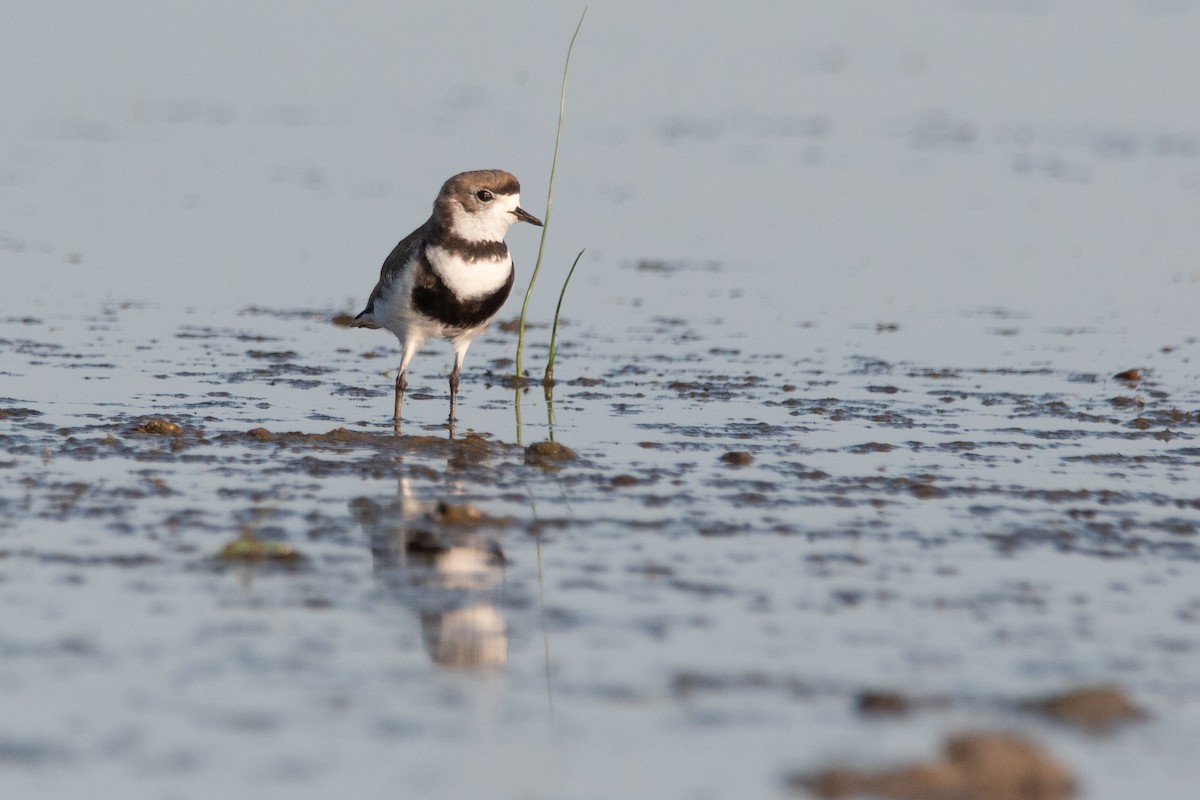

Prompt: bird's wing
[{"left": 352, "top": 219, "right": 431, "bottom": 327}]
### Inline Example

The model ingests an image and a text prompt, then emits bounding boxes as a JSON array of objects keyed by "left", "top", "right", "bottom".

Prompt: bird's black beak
[{"left": 513, "top": 207, "right": 543, "bottom": 227}]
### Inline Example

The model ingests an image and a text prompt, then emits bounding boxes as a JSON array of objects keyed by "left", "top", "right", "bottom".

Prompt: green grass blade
[
  {"left": 544, "top": 248, "right": 585, "bottom": 387},
  {"left": 515, "top": 7, "right": 587, "bottom": 380}
]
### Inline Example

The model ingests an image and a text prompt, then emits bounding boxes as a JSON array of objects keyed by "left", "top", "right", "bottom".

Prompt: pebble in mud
[
  {"left": 215, "top": 537, "right": 303, "bottom": 563},
  {"left": 794, "top": 731, "right": 1075, "bottom": 800},
  {"left": 720, "top": 450, "right": 753, "bottom": 466}
]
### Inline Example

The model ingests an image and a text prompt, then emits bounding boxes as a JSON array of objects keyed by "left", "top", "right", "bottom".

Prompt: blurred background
[{"left": 2, "top": 0, "right": 1198, "bottom": 327}]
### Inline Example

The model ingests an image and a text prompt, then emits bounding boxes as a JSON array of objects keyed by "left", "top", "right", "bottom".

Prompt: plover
[{"left": 352, "top": 170, "right": 542, "bottom": 429}]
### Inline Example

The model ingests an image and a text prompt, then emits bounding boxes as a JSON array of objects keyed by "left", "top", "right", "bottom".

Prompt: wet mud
[
  {"left": 3, "top": 300, "right": 1198, "bottom": 797},
  {"left": 796, "top": 731, "right": 1076, "bottom": 800}
]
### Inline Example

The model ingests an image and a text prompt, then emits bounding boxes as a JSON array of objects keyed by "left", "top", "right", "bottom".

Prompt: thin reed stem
[
  {"left": 544, "top": 248, "right": 585, "bottom": 388},
  {"left": 515, "top": 7, "right": 587, "bottom": 380}
]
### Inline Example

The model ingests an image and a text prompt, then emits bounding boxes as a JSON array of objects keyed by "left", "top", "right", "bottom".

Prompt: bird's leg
[
  {"left": 447, "top": 340, "right": 471, "bottom": 438},
  {"left": 393, "top": 370, "right": 407, "bottom": 428},
  {"left": 447, "top": 363, "right": 460, "bottom": 435}
]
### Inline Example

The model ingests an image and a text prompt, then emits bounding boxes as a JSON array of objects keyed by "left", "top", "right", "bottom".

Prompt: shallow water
[{"left": 3, "top": 3, "right": 1200, "bottom": 799}]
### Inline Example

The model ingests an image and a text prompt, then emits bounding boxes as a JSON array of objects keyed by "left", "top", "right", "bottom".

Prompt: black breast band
[{"left": 411, "top": 249, "right": 515, "bottom": 329}]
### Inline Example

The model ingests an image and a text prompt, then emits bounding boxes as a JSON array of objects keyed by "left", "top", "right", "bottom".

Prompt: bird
[{"left": 351, "top": 170, "right": 543, "bottom": 430}]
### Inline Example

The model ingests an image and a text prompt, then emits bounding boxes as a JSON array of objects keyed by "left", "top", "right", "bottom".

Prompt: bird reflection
[{"left": 350, "top": 479, "right": 508, "bottom": 670}]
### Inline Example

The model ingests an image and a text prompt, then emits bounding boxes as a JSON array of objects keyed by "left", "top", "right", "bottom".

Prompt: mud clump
[
  {"left": 849, "top": 442, "right": 893, "bottom": 454},
  {"left": 855, "top": 690, "right": 914, "bottom": 716},
  {"left": 1109, "top": 395, "right": 1144, "bottom": 410},
  {"left": 135, "top": 419, "right": 183, "bottom": 436},
  {"left": 322, "top": 427, "right": 371, "bottom": 444},
  {"left": 908, "top": 477, "right": 947, "bottom": 499},
  {"left": 433, "top": 500, "right": 510, "bottom": 528},
  {"left": 448, "top": 433, "right": 493, "bottom": 467},
  {"left": 216, "top": 537, "right": 303, "bottom": 563},
  {"left": 720, "top": 450, "right": 753, "bottom": 466},
  {"left": 525, "top": 440, "right": 577, "bottom": 468},
  {"left": 1022, "top": 685, "right": 1145, "bottom": 732},
  {"left": 1113, "top": 368, "right": 1142, "bottom": 383},
  {"left": 0, "top": 407, "right": 42, "bottom": 421},
  {"left": 204, "top": 427, "right": 512, "bottom": 477},
  {"left": 796, "top": 731, "right": 1075, "bottom": 800}
]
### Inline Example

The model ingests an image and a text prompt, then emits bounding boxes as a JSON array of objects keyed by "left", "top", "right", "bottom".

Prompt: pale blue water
[{"left": 2, "top": 3, "right": 1200, "bottom": 799}]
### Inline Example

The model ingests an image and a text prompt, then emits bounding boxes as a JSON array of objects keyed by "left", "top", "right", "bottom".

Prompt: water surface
[{"left": 2, "top": 3, "right": 1200, "bottom": 798}]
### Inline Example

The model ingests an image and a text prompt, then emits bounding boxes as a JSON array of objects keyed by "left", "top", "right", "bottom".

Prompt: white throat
[{"left": 450, "top": 193, "right": 522, "bottom": 242}]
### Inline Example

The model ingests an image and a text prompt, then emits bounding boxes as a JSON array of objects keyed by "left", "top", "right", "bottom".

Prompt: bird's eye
[{"left": 476, "top": 190, "right": 493, "bottom": 202}]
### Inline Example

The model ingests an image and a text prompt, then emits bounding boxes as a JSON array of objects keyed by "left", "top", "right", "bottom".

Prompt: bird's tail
[{"left": 349, "top": 310, "right": 381, "bottom": 329}]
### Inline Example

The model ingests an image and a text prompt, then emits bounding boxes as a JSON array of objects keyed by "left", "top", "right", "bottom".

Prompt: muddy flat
[{"left": 2, "top": 4, "right": 1200, "bottom": 799}]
